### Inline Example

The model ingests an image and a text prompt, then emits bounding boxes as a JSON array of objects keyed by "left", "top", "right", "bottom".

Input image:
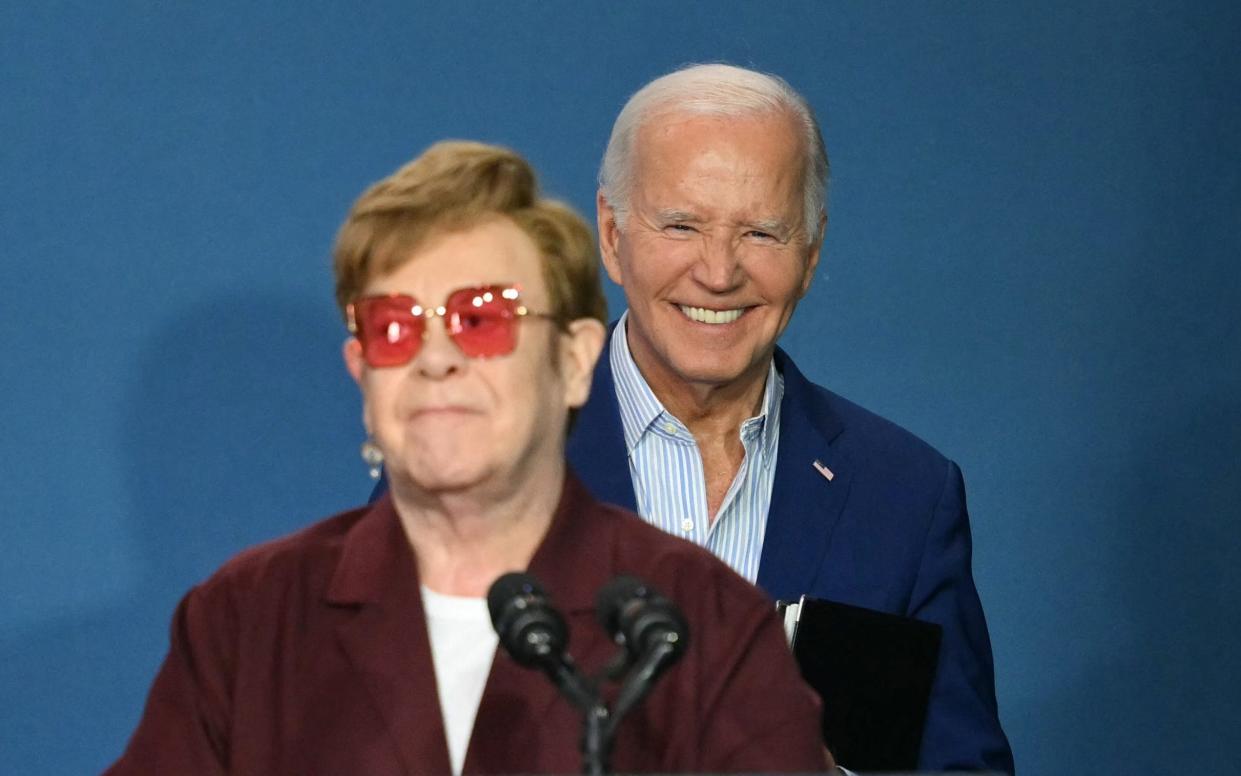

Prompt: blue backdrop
[{"left": 2, "top": 2, "right": 1238, "bottom": 773}]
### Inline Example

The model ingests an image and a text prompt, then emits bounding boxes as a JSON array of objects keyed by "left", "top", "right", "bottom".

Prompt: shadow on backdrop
[
  {"left": 0, "top": 291, "right": 364, "bottom": 774},
  {"left": 1022, "top": 389, "right": 1241, "bottom": 772}
]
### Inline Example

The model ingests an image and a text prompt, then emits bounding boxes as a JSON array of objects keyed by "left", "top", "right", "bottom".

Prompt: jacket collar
[
  {"left": 323, "top": 473, "right": 620, "bottom": 775},
  {"left": 325, "top": 493, "right": 411, "bottom": 605},
  {"left": 323, "top": 494, "right": 449, "bottom": 775},
  {"left": 329, "top": 473, "right": 614, "bottom": 611}
]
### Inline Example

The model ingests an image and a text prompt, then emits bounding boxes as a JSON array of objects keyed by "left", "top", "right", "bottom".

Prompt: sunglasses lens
[
  {"left": 355, "top": 296, "right": 423, "bottom": 367},
  {"left": 446, "top": 286, "right": 520, "bottom": 358}
]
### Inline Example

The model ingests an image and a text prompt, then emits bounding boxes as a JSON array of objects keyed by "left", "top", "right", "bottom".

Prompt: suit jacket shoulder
[{"left": 758, "top": 348, "right": 956, "bottom": 598}]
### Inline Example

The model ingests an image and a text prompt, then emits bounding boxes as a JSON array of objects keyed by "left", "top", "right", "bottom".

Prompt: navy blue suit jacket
[{"left": 565, "top": 341, "right": 1014, "bottom": 773}]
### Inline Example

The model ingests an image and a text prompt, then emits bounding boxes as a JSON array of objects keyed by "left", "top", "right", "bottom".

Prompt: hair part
[
  {"left": 598, "top": 63, "right": 829, "bottom": 232},
  {"left": 333, "top": 141, "right": 607, "bottom": 329}
]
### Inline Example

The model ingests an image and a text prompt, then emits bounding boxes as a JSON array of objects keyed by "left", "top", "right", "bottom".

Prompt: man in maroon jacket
[{"left": 107, "top": 141, "right": 831, "bottom": 775}]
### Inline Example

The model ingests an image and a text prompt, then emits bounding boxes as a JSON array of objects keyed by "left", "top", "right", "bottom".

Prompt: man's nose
[
  {"left": 691, "top": 235, "right": 745, "bottom": 292},
  {"left": 414, "top": 317, "right": 467, "bottom": 378}
]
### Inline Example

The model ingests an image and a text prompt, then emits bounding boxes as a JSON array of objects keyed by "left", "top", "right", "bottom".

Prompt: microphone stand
[
  {"left": 546, "top": 649, "right": 666, "bottom": 776},
  {"left": 542, "top": 659, "right": 612, "bottom": 775},
  {"left": 581, "top": 702, "right": 612, "bottom": 776},
  {"left": 586, "top": 580, "right": 687, "bottom": 775},
  {"left": 603, "top": 639, "right": 678, "bottom": 743}
]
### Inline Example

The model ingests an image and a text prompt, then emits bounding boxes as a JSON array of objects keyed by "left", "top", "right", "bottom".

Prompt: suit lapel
[
  {"left": 326, "top": 497, "right": 453, "bottom": 776},
  {"left": 757, "top": 349, "right": 854, "bottom": 601}
]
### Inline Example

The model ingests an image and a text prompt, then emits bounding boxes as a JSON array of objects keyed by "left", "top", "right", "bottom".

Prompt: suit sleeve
[
  {"left": 103, "top": 583, "right": 236, "bottom": 775},
  {"left": 908, "top": 460, "right": 1014, "bottom": 773}
]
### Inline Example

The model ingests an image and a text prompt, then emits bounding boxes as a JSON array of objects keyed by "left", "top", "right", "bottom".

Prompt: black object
[
  {"left": 487, "top": 573, "right": 597, "bottom": 713},
  {"left": 487, "top": 572, "right": 612, "bottom": 774},
  {"left": 596, "top": 575, "right": 688, "bottom": 663},
  {"left": 488, "top": 572, "right": 569, "bottom": 669},
  {"left": 782, "top": 596, "right": 942, "bottom": 772},
  {"left": 488, "top": 573, "right": 691, "bottom": 775},
  {"left": 595, "top": 576, "right": 689, "bottom": 721}
]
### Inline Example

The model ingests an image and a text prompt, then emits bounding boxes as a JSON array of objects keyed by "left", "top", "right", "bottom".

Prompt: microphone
[
  {"left": 488, "top": 572, "right": 569, "bottom": 669},
  {"left": 487, "top": 572, "right": 595, "bottom": 711},
  {"left": 596, "top": 575, "right": 689, "bottom": 665},
  {"left": 596, "top": 576, "right": 689, "bottom": 721},
  {"left": 488, "top": 573, "right": 688, "bottom": 775}
]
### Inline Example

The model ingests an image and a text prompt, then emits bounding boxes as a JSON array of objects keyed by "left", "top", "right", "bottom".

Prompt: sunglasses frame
[{"left": 346, "top": 284, "right": 556, "bottom": 367}]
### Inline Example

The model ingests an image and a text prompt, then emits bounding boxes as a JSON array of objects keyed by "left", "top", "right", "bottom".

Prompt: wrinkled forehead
[
  {"left": 632, "top": 110, "right": 809, "bottom": 222},
  {"left": 636, "top": 104, "right": 806, "bottom": 161}
]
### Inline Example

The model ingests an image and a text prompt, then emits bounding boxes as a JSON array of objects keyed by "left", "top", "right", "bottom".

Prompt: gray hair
[{"left": 598, "top": 63, "right": 829, "bottom": 233}]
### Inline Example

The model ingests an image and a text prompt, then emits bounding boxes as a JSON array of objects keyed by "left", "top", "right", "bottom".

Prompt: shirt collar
[
  {"left": 610, "top": 312, "right": 668, "bottom": 453},
  {"left": 753, "top": 361, "right": 784, "bottom": 456},
  {"left": 609, "top": 311, "right": 783, "bottom": 454}
]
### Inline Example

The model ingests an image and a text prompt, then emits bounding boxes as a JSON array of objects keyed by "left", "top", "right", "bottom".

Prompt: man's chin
[
  {"left": 389, "top": 462, "right": 489, "bottom": 498},
  {"left": 629, "top": 324, "right": 771, "bottom": 395},
  {"left": 664, "top": 355, "right": 765, "bottom": 391}
]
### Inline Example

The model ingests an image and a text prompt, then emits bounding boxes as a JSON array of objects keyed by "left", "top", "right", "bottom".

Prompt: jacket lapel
[
  {"left": 464, "top": 476, "right": 619, "bottom": 774},
  {"left": 756, "top": 349, "right": 854, "bottom": 601},
  {"left": 325, "top": 497, "right": 453, "bottom": 776}
]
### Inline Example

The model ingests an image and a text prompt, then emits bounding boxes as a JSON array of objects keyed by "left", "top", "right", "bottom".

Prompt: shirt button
[
  {"left": 662, "top": 422, "right": 678, "bottom": 435},
  {"left": 681, "top": 519, "right": 693, "bottom": 532}
]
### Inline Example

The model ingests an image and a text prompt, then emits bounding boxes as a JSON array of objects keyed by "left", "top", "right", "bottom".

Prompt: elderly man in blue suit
[
  {"left": 569, "top": 63, "right": 1013, "bottom": 773},
  {"left": 372, "top": 63, "right": 1012, "bottom": 771}
]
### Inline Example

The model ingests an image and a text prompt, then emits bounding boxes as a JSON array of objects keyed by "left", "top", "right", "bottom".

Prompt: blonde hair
[{"left": 333, "top": 141, "right": 607, "bottom": 328}]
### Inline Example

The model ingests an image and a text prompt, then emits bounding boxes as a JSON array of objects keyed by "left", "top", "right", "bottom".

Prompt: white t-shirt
[{"left": 421, "top": 586, "right": 499, "bottom": 776}]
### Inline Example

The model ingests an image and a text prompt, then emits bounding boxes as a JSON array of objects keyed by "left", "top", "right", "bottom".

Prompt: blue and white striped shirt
[{"left": 610, "top": 314, "right": 782, "bottom": 582}]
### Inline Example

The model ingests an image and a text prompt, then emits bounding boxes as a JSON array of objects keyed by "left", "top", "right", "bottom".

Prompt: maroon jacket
[{"left": 107, "top": 474, "right": 830, "bottom": 775}]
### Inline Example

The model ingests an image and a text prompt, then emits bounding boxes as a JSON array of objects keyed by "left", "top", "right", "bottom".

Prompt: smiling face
[
  {"left": 344, "top": 217, "right": 602, "bottom": 498},
  {"left": 598, "top": 110, "right": 822, "bottom": 399}
]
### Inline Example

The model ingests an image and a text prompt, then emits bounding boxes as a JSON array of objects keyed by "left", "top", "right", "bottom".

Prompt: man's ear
[
  {"left": 596, "top": 190, "right": 625, "bottom": 286},
  {"left": 342, "top": 337, "right": 375, "bottom": 438},
  {"left": 561, "top": 317, "right": 607, "bottom": 409},
  {"left": 799, "top": 212, "right": 827, "bottom": 297},
  {"left": 343, "top": 337, "right": 366, "bottom": 387}
]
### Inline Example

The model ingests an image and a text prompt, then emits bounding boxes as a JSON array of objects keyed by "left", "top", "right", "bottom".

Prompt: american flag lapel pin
[{"left": 812, "top": 459, "right": 835, "bottom": 482}]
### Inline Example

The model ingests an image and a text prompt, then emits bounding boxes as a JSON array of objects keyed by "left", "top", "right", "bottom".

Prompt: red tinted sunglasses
[{"left": 347, "top": 285, "right": 555, "bottom": 367}]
